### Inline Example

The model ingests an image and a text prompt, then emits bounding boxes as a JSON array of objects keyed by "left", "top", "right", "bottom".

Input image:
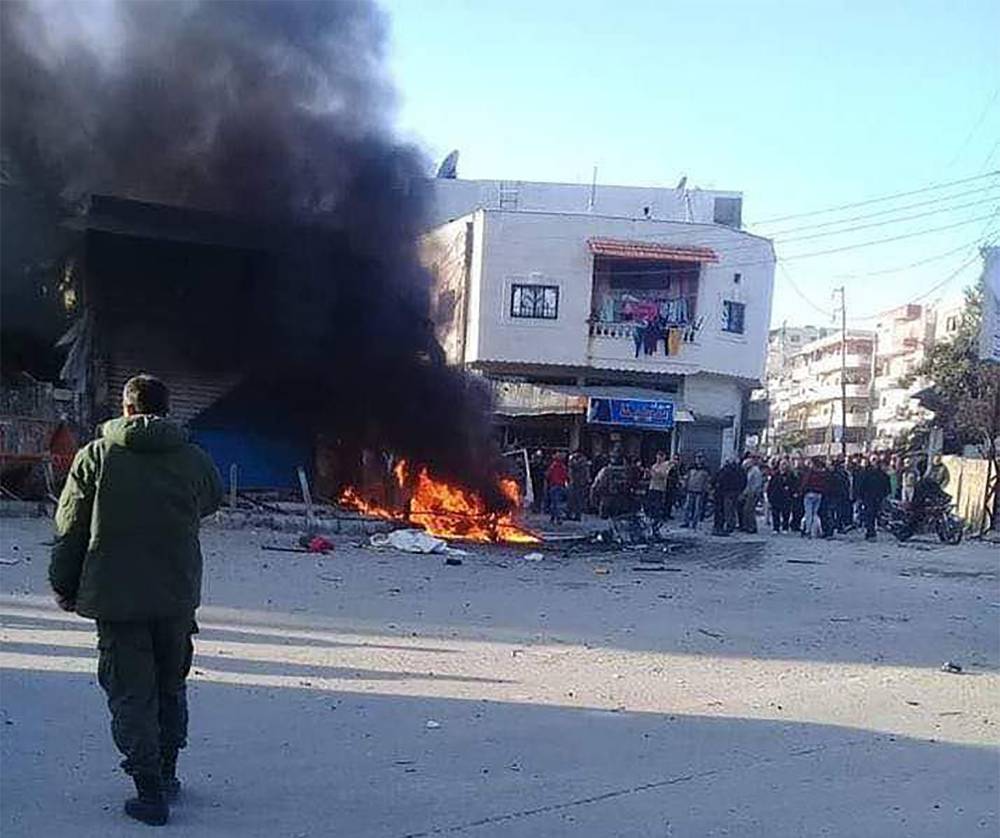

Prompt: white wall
[
  {"left": 466, "top": 210, "right": 774, "bottom": 383},
  {"left": 422, "top": 178, "right": 741, "bottom": 228}
]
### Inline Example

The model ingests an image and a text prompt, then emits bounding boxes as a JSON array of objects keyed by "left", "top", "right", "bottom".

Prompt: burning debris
[
  {"left": 1, "top": 0, "right": 514, "bottom": 518},
  {"left": 339, "top": 461, "right": 540, "bottom": 544}
]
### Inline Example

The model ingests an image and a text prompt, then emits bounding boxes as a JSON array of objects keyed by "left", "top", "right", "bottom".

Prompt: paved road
[{"left": 1, "top": 517, "right": 997, "bottom": 837}]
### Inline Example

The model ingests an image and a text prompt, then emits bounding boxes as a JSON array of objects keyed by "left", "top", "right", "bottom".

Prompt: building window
[
  {"left": 721, "top": 300, "right": 746, "bottom": 334},
  {"left": 511, "top": 284, "right": 559, "bottom": 320}
]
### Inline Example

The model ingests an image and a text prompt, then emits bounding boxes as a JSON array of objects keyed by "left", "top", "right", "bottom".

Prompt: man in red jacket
[{"left": 544, "top": 453, "right": 569, "bottom": 525}]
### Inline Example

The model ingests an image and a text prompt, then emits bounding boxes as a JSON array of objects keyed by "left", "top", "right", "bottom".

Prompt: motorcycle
[{"left": 882, "top": 497, "right": 964, "bottom": 544}]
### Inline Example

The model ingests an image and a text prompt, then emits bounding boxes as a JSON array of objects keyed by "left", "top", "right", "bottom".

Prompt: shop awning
[
  {"left": 493, "top": 382, "right": 695, "bottom": 423},
  {"left": 587, "top": 238, "right": 719, "bottom": 264}
]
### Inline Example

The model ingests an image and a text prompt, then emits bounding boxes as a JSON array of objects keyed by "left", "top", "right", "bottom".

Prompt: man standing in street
[
  {"left": 49, "top": 375, "right": 223, "bottom": 825},
  {"left": 712, "top": 457, "right": 746, "bottom": 536},
  {"left": 645, "top": 450, "right": 671, "bottom": 520},
  {"left": 544, "top": 451, "right": 570, "bottom": 525},
  {"left": 566, "top": 450, "right": 591, "bottom": 521},
  {"left": 740, "top": 455, "right": 763, "bottom": 534},
  {"left": 681, "top": 452, "right": 711, "bottom": 530},
  {"left": 857, "top": 455, "right": 892, "bottom": 541}
]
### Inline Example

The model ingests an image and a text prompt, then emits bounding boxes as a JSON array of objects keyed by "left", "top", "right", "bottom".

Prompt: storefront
[{"left": 493, "top": 382, "right": 692, "bottom": 464}]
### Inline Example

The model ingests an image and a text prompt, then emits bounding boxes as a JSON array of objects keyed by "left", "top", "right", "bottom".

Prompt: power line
[
  {"left": 845, "top": 211, "right": 1000, "bottom": 321},
  {"left": 832, "top": 239, "right": 982, "bottom": 279},
  {"left": 777, "top": 262, "right": 833, "bottom": 318},
  {"left": 748, "top": 170, "right": 999, "bottom": 225},
  {"left": 778, "top": 195, "right": 999, "bottom": 245},
  {"left": 847, "top": 249, "right": 987, "bottom": 322},
  {"left": 761, "top": 183, "right": 1000, "bottom": 237},
  {"left": 597, "top": 210, "right": 999, "bottom": 277},
  {"left": 945, "top": 85, "right": 1000, "bottom": 169}
]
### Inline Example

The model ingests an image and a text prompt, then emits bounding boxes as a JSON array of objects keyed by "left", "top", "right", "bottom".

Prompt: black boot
[
  {"left": 160, "top": 753, "right": 181, "bottom": 802},
  {"left": 124, "top": 774, "right": 168, "bottom": 826}
]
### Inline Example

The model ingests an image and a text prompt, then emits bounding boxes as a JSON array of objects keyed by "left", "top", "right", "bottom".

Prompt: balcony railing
[{"left": 588, "top": 319, "right": 699, "bottom": 343}]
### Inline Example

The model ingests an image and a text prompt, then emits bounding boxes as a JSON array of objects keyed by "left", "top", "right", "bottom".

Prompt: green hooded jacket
[{"left": 49, "top": 415, "right": 223, "bottom": 621}]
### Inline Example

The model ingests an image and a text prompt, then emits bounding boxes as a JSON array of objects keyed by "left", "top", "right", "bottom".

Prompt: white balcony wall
[{"left": 463, "top": 209, "right": 774, "bottom": 382}]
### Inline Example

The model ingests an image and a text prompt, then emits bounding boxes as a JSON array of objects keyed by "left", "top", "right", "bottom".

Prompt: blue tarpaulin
[{"left": 189, "top": 429, "right": 310, "bottom": 490}]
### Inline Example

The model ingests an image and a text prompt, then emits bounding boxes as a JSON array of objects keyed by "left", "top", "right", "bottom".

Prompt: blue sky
[{"left": 378, "top": 0, "right": 1000, "bottom": 327}]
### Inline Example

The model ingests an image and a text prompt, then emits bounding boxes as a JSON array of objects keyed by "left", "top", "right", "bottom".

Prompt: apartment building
[{"left": 421, "top": 181, "right": 775, "bottom": 469}]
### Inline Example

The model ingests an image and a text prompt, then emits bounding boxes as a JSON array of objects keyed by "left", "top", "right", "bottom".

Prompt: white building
[
  {"left": 765, "top": 299, "right": 969, "bottom": 456},
  {"left": 767, "top": 330, "right": 876, "bottom": 457},
  {"left": 870, "top": 303, "right": 937, "bottom": 447},
  {"left": 421, "top": 185, "right": 774, "bottom": 469}
]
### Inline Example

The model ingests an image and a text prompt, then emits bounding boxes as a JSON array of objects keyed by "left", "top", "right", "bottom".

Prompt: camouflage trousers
[{"left": 96, "top": 617, "right": 197, "bottom": 778}]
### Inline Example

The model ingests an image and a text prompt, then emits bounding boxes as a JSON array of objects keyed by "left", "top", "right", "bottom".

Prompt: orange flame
[{"left": 339, "top": 460, "right": 540, "bottom": 544}]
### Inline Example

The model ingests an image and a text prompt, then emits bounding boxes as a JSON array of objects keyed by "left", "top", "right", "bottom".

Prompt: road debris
[
  {"left": 941, "top": 661, "right": 963, "bottom": 674},
  {"left": 522, "top": 552, "right": 544, "bottom": 562},
  {"left": 697, "top": 628, "right": 724, "bottom": 640},
  {"left": 369, "top": 529, "right": 467, "bottom": 556},
  {"left": 425, "top": 720, "right": 441, "bottom": 729},
  {"left": 787, "top": 559, "right": 825, "bottom": 565}
]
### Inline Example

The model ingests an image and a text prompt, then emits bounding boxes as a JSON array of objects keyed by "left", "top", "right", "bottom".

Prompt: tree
[{"left": 905, "top": 281, "right": 1000, "bottom": 531}]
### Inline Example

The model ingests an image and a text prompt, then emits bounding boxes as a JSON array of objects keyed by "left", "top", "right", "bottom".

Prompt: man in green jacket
[{"left": 50, "top": 374, "right": 222, "bottom": 826}]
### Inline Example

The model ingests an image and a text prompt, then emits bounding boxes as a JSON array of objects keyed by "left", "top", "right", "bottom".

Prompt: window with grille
[
  {"left": 511, "top": 284, "right": 559, "bottom": 320},
  {"left": 721, "top": 300, "right": 746, "bottom": 334}
]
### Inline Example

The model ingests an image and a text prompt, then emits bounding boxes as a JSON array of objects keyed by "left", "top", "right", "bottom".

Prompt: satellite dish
[{"left": 436, "top": 150, "right": 459, "bottom": 179}]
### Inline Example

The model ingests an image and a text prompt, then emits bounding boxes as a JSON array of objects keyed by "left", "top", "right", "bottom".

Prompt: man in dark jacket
[
  {"left": 857, "top": 456, "right": 892, "bottom": 540},
  {"left": 712, "top": 457, "right": 746, "bottom": 535},
  {"left": 49, "top": 375, "right": 222, "bottom": 825},
  {"left": 826, "top": 458, "right": 852, "bottom": 534}
]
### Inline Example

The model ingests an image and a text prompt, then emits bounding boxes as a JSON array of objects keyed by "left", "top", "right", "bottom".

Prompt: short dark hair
[{"left": 123, "top": 374, "right": 170, "bottom": 416}]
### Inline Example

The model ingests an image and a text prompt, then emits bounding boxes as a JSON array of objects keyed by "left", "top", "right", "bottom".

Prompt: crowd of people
[{"left": 528, "top": 446, "right": 952, "bottom": 542}]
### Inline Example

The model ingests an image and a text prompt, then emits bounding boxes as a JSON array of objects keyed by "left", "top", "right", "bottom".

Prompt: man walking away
[
  {"left": 766, "top": 460, "right": 793, "bottom": 533},
  {"left": 740, "top": 455, "right": 763, "bottom": 533},
  {"left": 49, "top": 375, "right": 223, "bottom": 826},
  {"left": 681, "top": 453, "right": 711, "bottom": 531},
  {"left": 713, "top": 457, "right": 746, "bottom": 535},
  {"left": 858, "top": 456, "right": 891, "bottom": 541}
]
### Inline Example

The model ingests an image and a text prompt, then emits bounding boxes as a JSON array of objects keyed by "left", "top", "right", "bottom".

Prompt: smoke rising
[{"left": 1, "top": 0, "right": 509, "bottom": 508}]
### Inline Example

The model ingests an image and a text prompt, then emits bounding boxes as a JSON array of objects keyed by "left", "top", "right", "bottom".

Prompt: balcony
[
  {"left": 788, "top": 383, "right": 871, "bottom": 404},
  {"left": 587, "top": 320, "right": 701, "bottom": 373},
  {"left": 808, "top": 353, "right": 871, "bottom": 374},
  {"left": 802, "top": 412, "right": 869, "bottom": 429}
]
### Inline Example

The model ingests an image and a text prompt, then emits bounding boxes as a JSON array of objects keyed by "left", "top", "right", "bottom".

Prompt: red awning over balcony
[{"left": 587, "top": 238, "right": 718, "bottom": 263}]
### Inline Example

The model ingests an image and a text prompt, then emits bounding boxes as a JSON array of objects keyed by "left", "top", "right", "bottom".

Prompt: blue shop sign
[{"left": 587, "top": 397, "right": 675, "bottom": 430}]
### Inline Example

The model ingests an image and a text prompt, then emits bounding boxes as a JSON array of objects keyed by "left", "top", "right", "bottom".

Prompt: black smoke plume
[{"left": 1, "top": 0, "right": 509, "bottom": 508}]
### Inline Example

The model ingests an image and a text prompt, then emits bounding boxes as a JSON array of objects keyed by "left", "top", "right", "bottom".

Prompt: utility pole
[{"left": 835, "top": 286, "right": 847, "bottom": 458}]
